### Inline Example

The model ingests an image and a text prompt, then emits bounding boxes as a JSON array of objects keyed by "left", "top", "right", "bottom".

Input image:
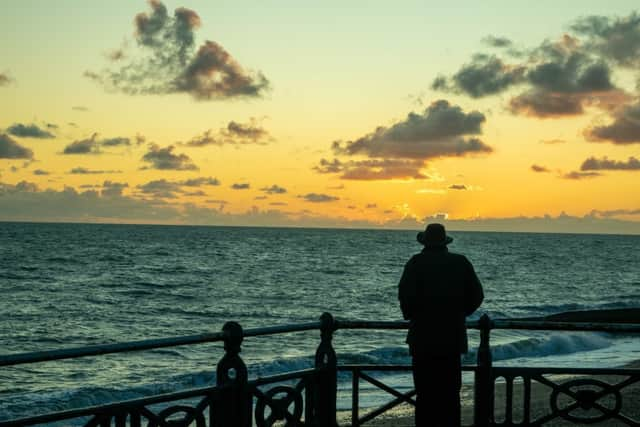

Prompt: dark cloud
[
  {"left": 254, "top": 195, "right": 268, "bottom": 200},
  {"left": 584, "top": 103, "right": 640, "bottom": 144},
  {"left": 562, "top": 171, "right": 602, "bottom": 179},
  {"left": 332, "top": 100, "right": 491, "bottom": 160},
  {"left": 260, "top": 184, "right": 286, "bottom": 194},
  {"left": 434, "top": 31, "right": 628, "bottom": 118},
  {"left": 315, "top": 158, "right": 429, "bottom": 180},
  {"left": 63, "top": 136, "right": 100, "bottom": 154},
  {"left": 137, "top": 179, "right": 182, "bottom": 198},
  {"left": 531, "top": 164, "right": 550, "bottom": 173},
  {"left": 448, "top": 184, "right": 467, "bottom": 190},
  {"left": 183, "top": 119, "right": 272, "bottom": 147},
  {"left": 0, "top": 73, "right": 14, "bottom": 87},
  {"left": 571, "top": 12, "right": 640, "bottom": 67},
  {"left": 72, "top": 106, "right": 89, "bottom": 112},
  {"left": 46, "top": 123, "right": 58, "bottom": 129},
  {"left": 141, "top": 144, "right": 198, "bottom": 170},
  {"left": 366, "top": 203, "right": 377, "bottom": 209},
  {"left": 580, "top": 156, "right": 640, "bottom": 171},
  {"left": 101, "top": 137, "right": 131, "bottom": 147},
  {"left": 69, "top": 167, "right": 122, "bottom": 174},
  {"left": 482, "top": 36, "right": 513, "bottom": 48},
  {"left": 299, "top": 193, "right": 339, "bottom": 203},
  {"left": 87, "top": 1, "right": 269, "bottom": 100},
  {"left": 0, "top": 134, "right": 34, "bottom": 159},
  {"left": 431, "top": 55, "right": 525, "bottom": 98},
  {"left": 269, "top": 202, "right": 287, "bottom": 206},
  {"left": 6, "top": 123, "right": 55, "bottom": 139},
  {"left": 231, "top": 183, "right": 250, "bottom": 190},
  {"left": 184, "top": 190, "right": 206, "bottom": 196},
  {"left": 33, "top": 169, "right": 50, "bottom": 175},
  {"left": 180, "top": 177, "right": 220, "bottom": 186},
  {"left": 101, "top": 181, "right": 128, "bottom": 197}
]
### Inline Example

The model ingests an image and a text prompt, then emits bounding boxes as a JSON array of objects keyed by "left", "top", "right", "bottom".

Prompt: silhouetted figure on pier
[{"left": 398, "top": 223, "right": 484, "bottom": 427}]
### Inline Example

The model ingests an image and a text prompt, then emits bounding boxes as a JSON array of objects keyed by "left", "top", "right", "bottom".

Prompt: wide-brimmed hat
[{"left": 417, "top": 223, "right": 453, "bottom": 246}]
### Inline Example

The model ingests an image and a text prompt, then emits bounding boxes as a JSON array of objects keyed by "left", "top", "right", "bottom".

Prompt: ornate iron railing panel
[{"left": 1, "top": 311, "right": 639, "bottom": 426}]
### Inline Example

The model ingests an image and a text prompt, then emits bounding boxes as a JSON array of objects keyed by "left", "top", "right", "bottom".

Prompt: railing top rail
[
  {"left": 0, "top": 321, "right": 321, "bottom": 367},
  {"left": 1, "top": 316, "right": 639, "bottom": 368}
]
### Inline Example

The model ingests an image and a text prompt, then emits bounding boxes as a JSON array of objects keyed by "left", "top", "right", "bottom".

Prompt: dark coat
[{"left": 398, "top": 246, "right": 484, "bottom": 355}]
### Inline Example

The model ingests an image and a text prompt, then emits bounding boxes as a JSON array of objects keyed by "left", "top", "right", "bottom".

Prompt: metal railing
[{"left": 1, "top": 312, "right": 639, "bottom": 426}]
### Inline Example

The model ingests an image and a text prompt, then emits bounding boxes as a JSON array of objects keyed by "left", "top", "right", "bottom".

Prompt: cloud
[
  {"left": 141, "top": 144, "right": 198, "bottom": 170},
  {"left": 101, "top": 181, "right": 128, "bottom": 197},
  {"left": 101, "top": 137, "right": 131, "bottom": 147},
  {"left": 72, "top": 106, "right": 89, "bottom": 112},
  {"left": 531, "top": 164, "right": 550, "bottom": 172},
  {"left": 366, "top": 203, "right": 377, "bottom": 209},
  {"left": 482, "top": 36, "right": 514, "bottom": 48},
  {"left": 332, "top": 100, "right": 491, "bottom": 160},
  {"left": 580, "top": 156, "right": 640, "bottom": 170},
  {"left": 269, "top": 202, "right": 287, "bottom": 206},
  {"left": 33, "top": 169, "right": 50, "bottom": 175},
  {"left": 183, "top": 119, "right": 273, "bottom": 147},
  {"left": 6, "top": 123, "right": 55, "bottom": 139},
  {"left": 0, "top": 72, "right": 14, "bottom": 87},
  {"left": 299, "top": 193, "right": 339, "bottom": 203},
  {"left": 448, "top": 184, "right": 467, "bottom": 190},
  {"left": 431, "top": 54, "right": 525, "bottom": 98},
  {"left": 137, "top": 179, "right": 182, "bottom": 198},
  {"left": 588, "top": 208, "right": 640, "bottom": 218},
  {"left": 254, "top": 195, "right": 268, "bottom": 200},
  {"left": 562, "top": 171, "right": 602, "bottom": 179},
  {"left": 180, "top": 177, "right": 220, "bottom": 186},
  {"left": 584, "top": 102, "right": 640, "bottom": 144},
  {"left": 260, "top": 184, "right": 286, "bottom": 194},
  {"left": 69, "top": 167, "right": 122, "bottom": 174},
  {"left": 63, "top": 136, "right": 100, "bottom": 154},
  {"left": 314, "top": 158, "right": 430, "bottom": 180},
  {"left": 231, "top": 182, "right": 250, "bottom": 190},
  {"left": 87, "top": 1, "right": 269, "bottom": 100},
  {"left": 0, "top": 134, "right": 34, "bottom": 159},
  {"left": 433, "top": 30, "right": 628, "bottom": 118},
  {"left": 571, "top": 12, "right": 640, "bottom": 67}
]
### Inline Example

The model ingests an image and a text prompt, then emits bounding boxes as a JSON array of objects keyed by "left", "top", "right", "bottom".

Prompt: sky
[{"left": 1, "top": 1, "right": 640, "bottom": 234}]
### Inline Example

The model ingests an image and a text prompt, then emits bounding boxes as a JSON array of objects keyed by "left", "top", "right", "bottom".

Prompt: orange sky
[{"left": 1, "top": 1, "right": 639, "bottom": 233}]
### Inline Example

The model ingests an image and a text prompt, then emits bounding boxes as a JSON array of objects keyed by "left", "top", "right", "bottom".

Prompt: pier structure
[{"left": 1, "top": 312, "right": 639, "bottom": 426}]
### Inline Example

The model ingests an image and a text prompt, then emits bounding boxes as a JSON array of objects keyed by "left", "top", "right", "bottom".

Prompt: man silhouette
[{"left": 398, "top": 223, "right": 484, "bottom": 426}]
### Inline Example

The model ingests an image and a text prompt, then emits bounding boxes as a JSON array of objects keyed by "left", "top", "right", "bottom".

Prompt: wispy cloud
[
  {"left": 531, "top": 164, "right": 551, "bottom": 172},
  {"left": 260, "top": 184, "right": 287, "bottom": 194},
  {"left": 68, "top": 167, "right": 122, "bottom": 174},
  {"left": 562, "top": 171, "right": 602, "bottom": 179},
  {"left": 183, "top": 119, "right": 273, "bottom": 147},
  {"left": 231, "top": 182, "right": 250, "bottom": 190},
  {"left": 581, "top": 156, "right": 640, "bottom": 170},
  {"left": 0, "top": 72, "right": 14, "bottom": 87}
]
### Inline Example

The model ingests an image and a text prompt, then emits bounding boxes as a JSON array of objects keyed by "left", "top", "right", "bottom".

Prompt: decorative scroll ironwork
[{"left": 1, "top": 311, "right": 639, "bottom": 427}]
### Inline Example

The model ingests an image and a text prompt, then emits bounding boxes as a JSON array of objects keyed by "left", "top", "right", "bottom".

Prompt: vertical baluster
[
  {"left": 305, "top": 376, "right": 314, "bottom": 425},
  {"left": 130, "top": 410, "right": 141, "bottom": 427},
  {"left": 505, "top": 376, "right": 513, "bottom": 425},
  {"left": 213, "top": 321, "right": 251, "bottom": 427},
  {"left": 523, "top": 377, "right": 531, "bottom": 425},
  {"left": 313, "top": 312, "right": 338, "bottom": 427},
  {"left": 351, "top": 368, "right": 359, "bottom": 427},
  {"left": 474, "top": 314, "right": 494, "bottom": 427}
]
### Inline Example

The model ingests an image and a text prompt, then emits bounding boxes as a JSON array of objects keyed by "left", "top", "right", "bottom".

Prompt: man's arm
[
  {"left": 398, "top": 258, "right": 417, "bottom": 320},
  {"left": 463, "top": 257, "right": 484, "bottom": 316}
]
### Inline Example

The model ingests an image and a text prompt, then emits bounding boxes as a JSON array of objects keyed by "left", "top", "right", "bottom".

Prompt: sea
[{"left": 1, "top": 222, "right": 639, "bottom": 423}]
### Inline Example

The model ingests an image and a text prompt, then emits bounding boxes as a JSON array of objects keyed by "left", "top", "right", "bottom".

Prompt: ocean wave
[{"left": 0, "top": 332, "right": 616, "bottom": 422}]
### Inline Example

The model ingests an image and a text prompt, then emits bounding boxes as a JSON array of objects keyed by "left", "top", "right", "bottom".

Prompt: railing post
[
  {"left": 313, "top": 312, "right": 338, "bottom": 427},
  {"left": 474, "top": 314, "right": 494, "bottom": 427},
  {"left": 213, "top": 321, "right": 251, "bottom": 427}
]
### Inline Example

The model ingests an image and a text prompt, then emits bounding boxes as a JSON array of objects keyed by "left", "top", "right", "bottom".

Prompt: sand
[{"left": 337, "top": 360, "right": 640, "bottom": 426}]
